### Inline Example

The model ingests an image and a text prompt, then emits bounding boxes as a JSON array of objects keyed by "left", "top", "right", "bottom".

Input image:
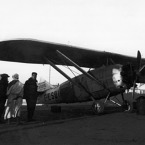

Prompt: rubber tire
[
  {"left": 92, "top": 101, "right": 104, "bottom": 115},
  {"left": 136, "top": 97, "right": 145, "bottom": 115}
]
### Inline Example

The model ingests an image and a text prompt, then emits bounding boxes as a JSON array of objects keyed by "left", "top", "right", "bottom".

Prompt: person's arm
[{"left": 23, "top": 81, "right": 28, "bottom": 98}]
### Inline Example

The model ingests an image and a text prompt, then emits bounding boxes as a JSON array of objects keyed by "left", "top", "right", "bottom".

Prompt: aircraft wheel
[
  {"left": 123, "top": 100, "right": 134, "bottom": 113},
  {"left": 136, "top": 96, "right": 145, "bottom": 115},
  {"left": 92, "top": 101, "right": 104, "bottom": 115}
]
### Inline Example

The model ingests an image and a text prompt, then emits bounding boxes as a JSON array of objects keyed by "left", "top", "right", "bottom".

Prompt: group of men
[{"left": 0, "top": 72, "right": 38, "bottom": 124}]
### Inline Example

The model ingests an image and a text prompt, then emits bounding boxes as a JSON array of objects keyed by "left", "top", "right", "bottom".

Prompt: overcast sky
[{"left": 0, "top": 0, "right": 145, "bottom": 84}]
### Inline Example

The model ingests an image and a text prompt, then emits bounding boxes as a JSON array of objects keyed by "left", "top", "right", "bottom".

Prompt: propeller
[
  {"left": 132, "top": 51, "right": 142, "bottom": 99},
  {"left": 137, "top": 50, "right": 141, "bottom": 71}
]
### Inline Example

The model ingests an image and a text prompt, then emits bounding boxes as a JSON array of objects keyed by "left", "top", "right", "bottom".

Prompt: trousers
[
  {"left": 25, "top": 96, "right": 37, "bottom": 120},
  {"left": 0, "top": 99, "right": 6, "bottom": 118}
]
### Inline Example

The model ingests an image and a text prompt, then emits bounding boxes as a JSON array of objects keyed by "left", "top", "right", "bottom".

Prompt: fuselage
[
  {"left": 37, "top": 64, "right": 133, "bottom": 104},
  {"left": 59, "top": 64, "right": 126, "bottom": 103}
]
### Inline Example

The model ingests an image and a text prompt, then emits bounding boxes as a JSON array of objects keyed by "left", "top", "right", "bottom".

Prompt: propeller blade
[
  {"left": 132, "top": 50, "right": 141, "bottom": 99},
  {"left": 132, "top": 80, "right": 136, "bottom": 99},
  {"left": 139, "top": 65, "right": 145, "bottom": 73},
  {"left": 137, "top": 50, "right": 141, "bottom": 71}
]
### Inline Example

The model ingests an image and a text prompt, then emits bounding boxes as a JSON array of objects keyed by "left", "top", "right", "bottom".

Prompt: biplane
[{"left": 0, "top": 39, "right": 145, "bottom": 114}]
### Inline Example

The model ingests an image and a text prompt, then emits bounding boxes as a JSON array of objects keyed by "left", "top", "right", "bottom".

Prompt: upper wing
[{"left": 0, "top": 39, "right": 144, "bottom": 68}]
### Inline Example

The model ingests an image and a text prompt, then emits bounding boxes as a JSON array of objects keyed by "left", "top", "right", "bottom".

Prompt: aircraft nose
[
  {"left": 121, "top": 63, "right": 136, "bottom": 89},
  {"left": 112, "top": 68, "right": 123, "bottom": 87}
]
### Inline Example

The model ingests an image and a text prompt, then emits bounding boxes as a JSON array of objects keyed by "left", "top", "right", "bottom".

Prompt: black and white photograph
[{"left": 0, "top": 0, "right": 145, "bottom": 145}]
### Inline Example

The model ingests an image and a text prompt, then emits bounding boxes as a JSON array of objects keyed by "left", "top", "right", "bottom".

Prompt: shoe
[
  {"left": 7, "top": 119, "right": 10, "bottom": 125},
  {"left": 16, "top": 117, "right": 23, "bottom": 125},
  {"left": 0, "top": 120, "right": 5, "bottom": 124}
]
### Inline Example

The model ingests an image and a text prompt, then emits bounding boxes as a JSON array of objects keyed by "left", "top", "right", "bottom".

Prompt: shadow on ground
[
  {"left": 0, "top": 103, "right": 126, "bottom": 134},
  {"left": 20, "top": 103, "right": 123, "bottom": 122}
]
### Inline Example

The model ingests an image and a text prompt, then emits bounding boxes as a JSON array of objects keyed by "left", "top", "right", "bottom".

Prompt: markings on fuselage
[{"left": 44, "top": 87, "right": 60, "bottom": 101}]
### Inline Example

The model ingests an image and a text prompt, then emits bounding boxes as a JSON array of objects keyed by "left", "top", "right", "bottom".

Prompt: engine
[{"left": 121, "top": 63, "right": 136, "bottom": 89}]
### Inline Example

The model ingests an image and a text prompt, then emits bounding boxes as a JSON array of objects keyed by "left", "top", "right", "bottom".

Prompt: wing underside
[{"left": 0, "top": 39, "right": 144, "bottom": 69}]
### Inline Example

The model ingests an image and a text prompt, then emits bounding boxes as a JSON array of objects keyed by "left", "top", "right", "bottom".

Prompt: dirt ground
[{"left": 0, "top": 102, "right": 145, "bottom": 145}]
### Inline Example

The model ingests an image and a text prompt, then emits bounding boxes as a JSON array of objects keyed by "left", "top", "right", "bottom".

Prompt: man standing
[
  {"left": 0, "top": 74, "right": 9, "bottom": 123},
  {"left": 4, "top": 73, "right": 23, "bottom": 125},
  {"left": 24, "top": 72, "right": 38, "bottom": 122}
]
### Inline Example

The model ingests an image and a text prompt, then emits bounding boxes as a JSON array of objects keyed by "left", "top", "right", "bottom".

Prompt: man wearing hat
[
  {"left": 24, "top": 72, "right": 38, "bottom": 122},
  {"left": 0, "top": 74, "right": 9, "bottom": 123}
]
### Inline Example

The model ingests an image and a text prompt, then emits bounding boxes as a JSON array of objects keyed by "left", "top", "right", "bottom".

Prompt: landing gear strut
[
  {"left": 122, "top": 100, "right": 134, "bottom": 112},
  {"left": 121, "top": 93, "right": 134, "bottom": 112}
]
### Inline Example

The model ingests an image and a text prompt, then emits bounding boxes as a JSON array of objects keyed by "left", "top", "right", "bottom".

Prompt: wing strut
[
  {"left": 56, "top": 50, "right": 97, "bottom": 82},
  {"left": 44, "top": 57, "right": 96, "bottom": 102},
  {"left": 56, "top": 50, "right": 109, "bottom": 91},
  {"left": 44, "top": 58, "right": 76, "bottom": 85}
]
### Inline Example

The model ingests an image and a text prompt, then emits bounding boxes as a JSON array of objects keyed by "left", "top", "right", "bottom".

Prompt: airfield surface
[{"left": 0, "top": 102, "right": 145, "bottom": 145}]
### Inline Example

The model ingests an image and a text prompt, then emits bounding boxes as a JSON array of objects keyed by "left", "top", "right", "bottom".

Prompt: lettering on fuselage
[{"left": 44, "top": 86, "right": 60, "bottom": 102}]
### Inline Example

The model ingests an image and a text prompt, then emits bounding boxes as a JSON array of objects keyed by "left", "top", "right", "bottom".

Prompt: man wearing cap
[
  {"left": 0, "top": 74, "right": 9, "bottom": 123},
  {"left": 24, "top": 72, "right": 38, "bottom": 122}
]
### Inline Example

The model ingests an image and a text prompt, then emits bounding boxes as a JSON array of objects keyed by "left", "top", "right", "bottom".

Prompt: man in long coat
[
  {"left": 0, "top": 74, "right": 9, "bottom": 123},
  {"left": 4, "top": 73, "right": 23, "bottom": 124},
  {"left": 24, "top": 72, "right": 38, "bottom": 122}
]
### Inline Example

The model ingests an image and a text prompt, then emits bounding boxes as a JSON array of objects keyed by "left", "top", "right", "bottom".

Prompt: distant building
[{"left": 126, "top": 83, "right": 145, "bottom": 94}]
